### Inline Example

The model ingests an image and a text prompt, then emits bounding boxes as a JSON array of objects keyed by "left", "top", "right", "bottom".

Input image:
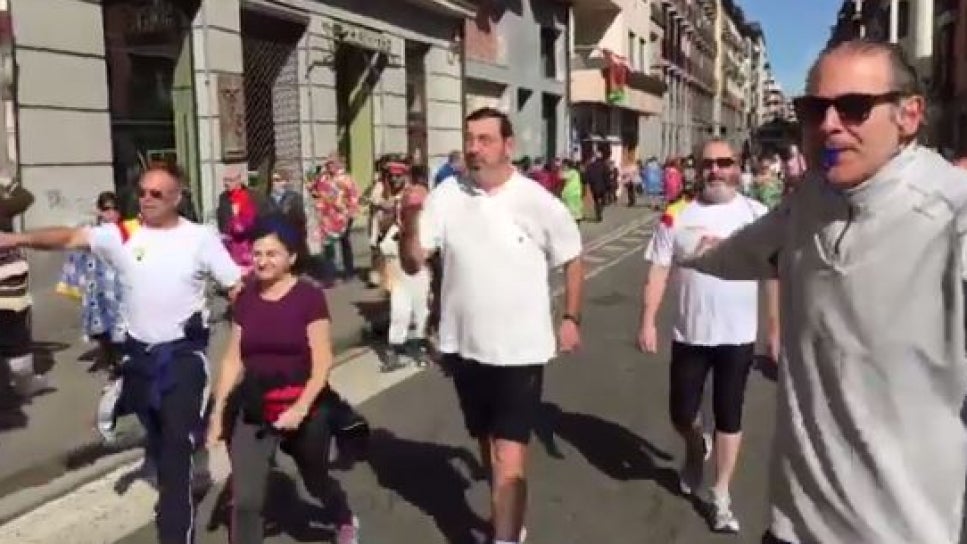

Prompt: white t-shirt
[
  {"left": 420, "top": 172, "right": 582, "bottom": 366},
  {"left": 88, "top": 219, "right": 242, "bottom": 344},
  {"left": 644, "top": 195, "right": 766, "bottom": 346}
]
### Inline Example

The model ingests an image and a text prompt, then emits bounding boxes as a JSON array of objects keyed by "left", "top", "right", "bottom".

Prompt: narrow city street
[
  {"left": 0, "top": 210, "right": 778, "bottom": 544},
  {"left": 131, "top": 210, "right": 777, "bottom": 544}
]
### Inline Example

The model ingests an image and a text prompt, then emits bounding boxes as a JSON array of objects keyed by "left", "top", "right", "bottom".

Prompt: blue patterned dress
[{"left": 57, "top": 227, "right": 126, "bottom": 343}]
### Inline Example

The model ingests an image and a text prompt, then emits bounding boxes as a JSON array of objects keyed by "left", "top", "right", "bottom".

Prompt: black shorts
[
  {"left": 449, "top": 354, "right": 544, "bottom": 444},
  {"left": 669, "top": 341, "right": 754, "bottom": 434}
]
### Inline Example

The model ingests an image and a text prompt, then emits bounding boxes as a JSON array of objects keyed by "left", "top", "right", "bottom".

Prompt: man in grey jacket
[{"left": 687, "top": 40, "right": 967, "bottom": 544}]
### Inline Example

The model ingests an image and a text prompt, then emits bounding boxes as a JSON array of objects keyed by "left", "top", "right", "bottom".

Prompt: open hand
[
  {"left": 695, "top": 234, "right": 723, "bottom": 255},
  {"left": 273, "top": 406, "right": 308, "bottom": 431}
]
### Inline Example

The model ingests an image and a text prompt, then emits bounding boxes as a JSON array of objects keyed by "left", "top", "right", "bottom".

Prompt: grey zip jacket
[{"left": 687, "top": 145, "right": 967, "bottom": 544}]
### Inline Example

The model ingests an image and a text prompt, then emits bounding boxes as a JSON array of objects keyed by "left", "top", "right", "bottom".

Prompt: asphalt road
[{"left": 114, "top": 208, "right": 780, "bottom": 544}]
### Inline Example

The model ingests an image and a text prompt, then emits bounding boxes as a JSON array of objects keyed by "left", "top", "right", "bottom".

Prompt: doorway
[
  {"left": 336, "top": 45, "right": 383, "bottom": 190},
  {"left": 241, "top": 9, "right": 305, "bottom": 190},
  {"left": 541, "top": 93, "right": 559, "bottom": 160},
  {"left": 406, "top": 41, "right": 429, "bottom": 175}
]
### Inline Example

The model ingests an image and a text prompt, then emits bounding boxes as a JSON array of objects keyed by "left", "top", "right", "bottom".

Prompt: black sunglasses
[
  {"left": 793, "top": 92, "right": 902, "bottom": 125},
  {"left": 701, "top": 157, "right": 736, "bottom": 169},
  {"left": 138, "top": 188, "right": 165, "bottom": 200},
  {"left": 98, "top": 205, "right": 117, "bottom": 212}
]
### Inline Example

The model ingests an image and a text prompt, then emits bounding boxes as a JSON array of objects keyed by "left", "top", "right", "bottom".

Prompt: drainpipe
[
  {"left": 201, "top": 1, "right": 218, "bottom": 223},
  {"left": 889, "top": 0, "right": 899, "bottom": 43},
  {"left": 564, "top": 3, "right": 572, "bottom": 159}
]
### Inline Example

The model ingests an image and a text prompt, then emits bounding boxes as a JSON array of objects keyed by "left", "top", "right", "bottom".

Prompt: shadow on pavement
[
  {"left": 0, "top": 341, "right": 67, "bottom": 434},
  {"left": 537, "top": 403, "right": 678, "bottom": 492},
  {"left": 364, "top": 428, "right": 490, "bottom": 544}
]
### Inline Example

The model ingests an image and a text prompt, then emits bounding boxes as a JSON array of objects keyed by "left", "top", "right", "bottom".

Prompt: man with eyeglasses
[
  {"left": 683, "top": 40, "right": 967, "bottom": 544},
  {"left": 638, "top": 138, "right": 776, "bottom": 534},
  {"left": 0, "top": 166, "right": 242, "bottom": 544}
]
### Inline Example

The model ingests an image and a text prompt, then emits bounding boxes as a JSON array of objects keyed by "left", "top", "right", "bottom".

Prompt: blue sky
[{"left": 739, "top": 0, "right": 843, "bottom": 96}]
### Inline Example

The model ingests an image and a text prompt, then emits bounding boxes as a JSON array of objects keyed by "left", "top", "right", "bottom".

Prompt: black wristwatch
[{"left": 562, "top": 313, "right": 581, "bottom": 326}]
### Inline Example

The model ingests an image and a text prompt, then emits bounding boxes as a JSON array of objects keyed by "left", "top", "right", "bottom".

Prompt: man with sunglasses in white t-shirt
[
  {"left": 639, "top": 138, "right": 777, "bottom": 535},
  {"left": 684, "top": 41, "right": 967, "bottom": 544},
  {"left": 0, "top": 166, "right": 241, "bottom": 544}
]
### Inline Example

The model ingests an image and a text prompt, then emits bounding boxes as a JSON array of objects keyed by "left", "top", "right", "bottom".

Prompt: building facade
[
  {"left": 569, "top": 0, "right": 666, "bottom": 164},
  {"left": 745, "top": 23, "right": 768, "bottom": 131},
  {"left": 10, "top": 0, "right": 468, "bottom": 229},
  {"left": 713, "top": 0, "right": 750, "bottom": 148},
  {"left": 826, "top": 0, "right": 966, "bottom": 151},
  {"left": 463, "top": 0, "right": 569, "bottom": 161},
  {"left": 651, "top": 0, "right": 716, "bottom": 160}
]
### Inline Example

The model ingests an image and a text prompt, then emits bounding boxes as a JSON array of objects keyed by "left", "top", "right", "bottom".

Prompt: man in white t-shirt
[
  {"left": 399, "top": 108, "right": 583, "bottom": 544},
  {"left": 638, "top": 139, "right": 779, "bottom": 534},
  {"left": 0, "top": 166, "right": 241, "bottom": 544}
]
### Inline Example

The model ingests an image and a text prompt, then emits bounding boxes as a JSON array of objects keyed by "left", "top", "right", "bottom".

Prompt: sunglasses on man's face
[
  {"left": 701, "top": 157, "right": 736, "bottom": 170},
  {"left": 99, "top": 205, "right": 117, "bottom": 212},
  {"left": 793, "top": 92, "right": 902, "bottom": 126},
  {"left": 138, "top": 188, "right": 165, "bottom": 200}
]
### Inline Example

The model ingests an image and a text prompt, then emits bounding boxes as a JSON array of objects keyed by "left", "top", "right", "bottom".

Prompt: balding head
[{"left": 806, "top": 40, "right": 921, "bottom": 97}]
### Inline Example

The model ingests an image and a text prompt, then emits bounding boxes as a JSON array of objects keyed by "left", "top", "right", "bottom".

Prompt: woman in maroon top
[{"left": 207, "top": 216, "right": 358, "bottom": 544}]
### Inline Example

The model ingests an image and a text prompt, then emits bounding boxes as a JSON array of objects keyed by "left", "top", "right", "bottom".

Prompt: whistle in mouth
[{"left": 822, "top": 148, "right": 840, "bottom": 170}]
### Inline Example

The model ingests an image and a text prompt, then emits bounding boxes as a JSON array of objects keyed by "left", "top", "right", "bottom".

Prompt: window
[
  {"left": 540, "top": 27, "right": 558, "bottom": 78},
  {"left": 628, "top": 32, "right": 636, "bottom": 71},
  {"left": 898, "top": 0, "right": 910, "bottom": 39},
  {"left": 640, "top": 37, "right": 647, "bottom": 73}
]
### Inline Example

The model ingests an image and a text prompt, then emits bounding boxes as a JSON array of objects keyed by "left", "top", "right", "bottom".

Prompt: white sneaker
[{"left": 708, "top": 489, "right": 740, "bottom": 533}]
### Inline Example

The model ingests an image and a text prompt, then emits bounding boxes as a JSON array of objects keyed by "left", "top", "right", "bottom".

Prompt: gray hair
[{"left": 806, "top": 40, "right": 922, "bottom": 96}]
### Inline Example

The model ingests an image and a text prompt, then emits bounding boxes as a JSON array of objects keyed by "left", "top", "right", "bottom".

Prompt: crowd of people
[{"left": 5, "top": 36, "right": 967, "bottom": 544}]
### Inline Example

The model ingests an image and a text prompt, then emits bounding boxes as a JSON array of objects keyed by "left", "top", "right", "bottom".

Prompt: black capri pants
[{"left": 669, "top": 341, "right": 754, "bottom": 434}]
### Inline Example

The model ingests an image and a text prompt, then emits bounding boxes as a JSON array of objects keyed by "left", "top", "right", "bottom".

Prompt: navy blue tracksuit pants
[{"left": 124, "top": 344, "right": 208, "bottom": 544}]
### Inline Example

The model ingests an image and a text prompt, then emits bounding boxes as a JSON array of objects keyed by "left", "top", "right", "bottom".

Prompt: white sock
[{"left": 495, "top": 540, "right": 518, "bottom": 544}]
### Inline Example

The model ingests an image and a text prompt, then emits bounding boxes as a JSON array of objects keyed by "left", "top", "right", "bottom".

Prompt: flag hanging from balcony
[{"left": 603, "top": 49, "right": 628, "bottom": 105}]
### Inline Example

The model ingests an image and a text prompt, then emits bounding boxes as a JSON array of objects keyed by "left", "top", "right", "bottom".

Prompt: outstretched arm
[
  {"left": 684, "top": 205, "right": 786, "bottom": 281},
  {"left": 0, "top": 226, "right": 90, "bottom": 251}
]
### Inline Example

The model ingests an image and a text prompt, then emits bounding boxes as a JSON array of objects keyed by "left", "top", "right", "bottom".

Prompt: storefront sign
[
  {"left": 217, "top": 74, "right": 247, "bottom": 162},
  {"left": 320, "top": 20, "right": 394, "bottom": 56},
  {"left": 131, "top": 2, "right": 180, "bottom": 35}
]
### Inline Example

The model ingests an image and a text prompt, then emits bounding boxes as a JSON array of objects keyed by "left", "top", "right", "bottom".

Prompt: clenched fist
[{"left": 400, "top": 184, "right": 429, "bottom": 225}]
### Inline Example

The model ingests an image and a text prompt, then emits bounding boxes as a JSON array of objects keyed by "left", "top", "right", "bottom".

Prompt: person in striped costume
[{"left": 0, "top": 176, "right": 47, "bottom": 397}]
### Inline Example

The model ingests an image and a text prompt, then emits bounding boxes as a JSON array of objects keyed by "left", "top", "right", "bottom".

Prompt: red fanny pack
[{"left": 262, "top": 385, "right": 306, "bottom": 423}]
